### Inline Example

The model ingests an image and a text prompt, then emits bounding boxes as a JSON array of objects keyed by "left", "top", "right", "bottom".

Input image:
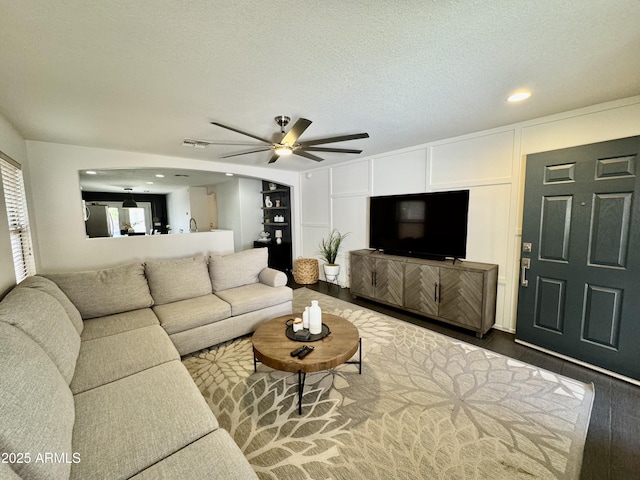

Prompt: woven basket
[{"left": 293, "top": 258, "right": 319, "bottom": 284}]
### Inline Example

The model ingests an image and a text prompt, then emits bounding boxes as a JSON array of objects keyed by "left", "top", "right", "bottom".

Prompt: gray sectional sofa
[{"left": 0, "top": 247, "right": 292, "bottom": 479}]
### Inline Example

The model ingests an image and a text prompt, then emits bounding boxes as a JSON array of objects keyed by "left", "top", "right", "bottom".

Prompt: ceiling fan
[{"left": 188, "top": 116, "right": 369, "bottom": 164}]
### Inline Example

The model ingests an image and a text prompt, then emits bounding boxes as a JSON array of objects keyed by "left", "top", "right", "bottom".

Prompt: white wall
[
  {"left": 189, "top": 186, "right": 213, "bottom": 232},
  {"left": 25, "top": 141, "right": 298, "bottom": 272},
  {"left": 0, "top": 113, "right": 29, "bottom": 295},
  {"left": 238, "top": 178, "right": 263, "bottom": 250},
  {"left": 211, "top": 177, "right": 263, "bottom": 252},
  {"left": 167, "top": 187, "right": 191, "bottom": 233},
  {"left": 298, "top": 96, "right": 640, "bottom": 333}
]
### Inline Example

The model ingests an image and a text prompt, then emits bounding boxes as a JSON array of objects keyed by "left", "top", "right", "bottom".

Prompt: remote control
[
  {"left": 290, "top": 346, "right": 306, "bottom": 357},
  {"left": 297, "top": 345, "right": 314, "bottom": 359}
]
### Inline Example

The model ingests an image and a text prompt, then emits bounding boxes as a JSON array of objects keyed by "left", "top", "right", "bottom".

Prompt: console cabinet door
[
  {"left": 438, "top": 267, "right": 484, "bottom": 329},
  {"left": 374, "top": 258, "right": 404, "bottom": 307},
  {"left": 350, "top": 253, "right": 376, "bottom": 298},
  {"left": 404, "top": 263, "right": 439, "bottom": 316}
]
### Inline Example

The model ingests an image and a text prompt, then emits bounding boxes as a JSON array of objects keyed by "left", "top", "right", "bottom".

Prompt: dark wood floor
[{"left": 290, "top": 280, "right": 640, "bottom": 479}]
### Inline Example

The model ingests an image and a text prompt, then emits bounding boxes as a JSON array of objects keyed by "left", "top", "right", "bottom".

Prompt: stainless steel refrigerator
[{"left": 84, "top": 204, "right": 113, "bottom": 238}]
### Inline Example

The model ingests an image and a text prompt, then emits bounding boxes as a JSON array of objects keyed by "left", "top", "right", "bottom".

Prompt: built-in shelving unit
[{"left": 255, "top": 181, "right": 292, "bottom": 271}]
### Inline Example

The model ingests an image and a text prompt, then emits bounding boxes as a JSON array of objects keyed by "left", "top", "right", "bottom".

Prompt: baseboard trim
[{"left": 515, "top": 339, "right": 640, "bottom": 387}]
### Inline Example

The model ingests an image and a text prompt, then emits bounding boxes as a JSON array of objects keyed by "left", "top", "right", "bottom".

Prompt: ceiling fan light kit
[
  {"left": 274, "top": 145, "right": 293, "bottom": 156},
  {"left": 202, "top": 116, "right": 369, "bottom": 164}
]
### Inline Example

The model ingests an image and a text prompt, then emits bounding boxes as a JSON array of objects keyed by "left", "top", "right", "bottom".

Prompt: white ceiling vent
[{"left": 182, "top": 139, "right": 209, "bottom": 149}]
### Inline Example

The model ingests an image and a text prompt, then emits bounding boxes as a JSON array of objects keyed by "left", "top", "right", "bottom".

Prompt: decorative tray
[{"left": 285, "top": 324, "right": 331, "bottom": 342}]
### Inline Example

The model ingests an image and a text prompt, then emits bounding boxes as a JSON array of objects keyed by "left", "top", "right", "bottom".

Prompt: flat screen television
[{"left": 369, "top": 190, "right": 469, "bottom": 260}]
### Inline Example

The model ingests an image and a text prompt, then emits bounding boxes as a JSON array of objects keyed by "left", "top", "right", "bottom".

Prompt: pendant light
[{"left": 122, "top": 188, "right": 138, "bottom": 208}]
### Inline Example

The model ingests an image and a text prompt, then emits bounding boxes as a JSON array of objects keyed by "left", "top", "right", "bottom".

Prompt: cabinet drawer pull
[
  {"left": 434, "top": 283, "right": 438, "bottom": 302},
  {"left": 438, "top": 283, "right": 442, "bottom": 304}
]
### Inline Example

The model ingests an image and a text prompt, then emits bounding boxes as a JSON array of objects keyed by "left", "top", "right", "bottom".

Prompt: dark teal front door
[{"left": 516, "top": 135, "right": 640, "bottom": 380}]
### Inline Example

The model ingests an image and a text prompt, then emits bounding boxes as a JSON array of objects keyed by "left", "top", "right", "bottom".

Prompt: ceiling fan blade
[
  {"left": 268, "top": 153, "right": 280, "bottom": 164},
  {"left": 293, "top": 150, "right": 324, "bottom": 162},
  {"left": 299, "top": 132, "right": 369, "bottom": 146},
  {"left": 302, "top": 146, "right": 363, "bottom": 154},
  {"left": 210, "top": 122, "right": 273, "bottom": 144},
  {"left": 184, "top": 138, "right": 264, "bottom": 147},
  {"left": 219, "top": 147, "right": 273, "bottom": 159},
  {"left": 280, "top": 118, "right": 312, "bottom": 146}
]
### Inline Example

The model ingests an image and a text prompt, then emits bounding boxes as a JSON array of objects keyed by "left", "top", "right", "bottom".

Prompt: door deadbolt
[{"left": 522, "top": 242, "right": 532, "bottom": 253}]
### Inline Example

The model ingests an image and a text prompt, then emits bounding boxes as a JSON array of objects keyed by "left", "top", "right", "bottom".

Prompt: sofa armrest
[{"left": 258, "top": 268, "right": 288, "bottom": 288}]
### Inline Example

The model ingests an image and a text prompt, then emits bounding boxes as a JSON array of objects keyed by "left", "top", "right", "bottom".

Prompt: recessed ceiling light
[
  {"left": 155, "top": 174, "right": 165, "bottom": 178},
  {"left": 85, "top": 170, "right": 97, "bottom": 175},
  {"left": 225, "top": 173, "right": 234, "bottom": 176},
  {"left": 146, "top": 181, "right": 154, "bottom": 185},
  {"left": 507, "top": 91, "right": 532, "bottom": 103}
]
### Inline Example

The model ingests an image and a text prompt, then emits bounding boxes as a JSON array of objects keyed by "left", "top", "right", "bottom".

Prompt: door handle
[
  {"left": 434, "top": 282, "right": 438, "bottom": 302},
  {"left": 520, "top": 258, "right": 531, "bottom": 287}
]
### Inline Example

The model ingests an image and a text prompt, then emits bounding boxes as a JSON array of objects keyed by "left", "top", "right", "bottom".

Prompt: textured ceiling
[{"left": 1, "top": 0, "right": 639, "bottom": 172}]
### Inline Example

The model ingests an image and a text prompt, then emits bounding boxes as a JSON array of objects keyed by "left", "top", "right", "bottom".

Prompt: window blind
[{"left": 1, "top": 155, "right": 36, "bottom": 282}]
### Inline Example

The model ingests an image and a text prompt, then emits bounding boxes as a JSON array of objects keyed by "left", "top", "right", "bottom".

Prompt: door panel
[
  {"left": 440, "top": 268, "right": 483, "bottom": 328},
  {"left": 539, "top": 195, "right": 572, "bottom": 262},
  {"left": 404, "top": 263, "right": 439, "bottom": 316},
  {"left": 533, "top": 277, "right": 566, "bottom": 333},
  {"left": 351, "top": 254, "right": 375, "bottom": 298},
  {"left": 375, "top": 258, "right": 403, "bottom": 306},
  {"left": 517, "top": 135, "right": 640, "bottom": 380},
  {"left": 588, "top": 192, "right": 632, "bottom": 268},
  {"left": 582, "top": 284, "right": 622, "bottom": 349}
]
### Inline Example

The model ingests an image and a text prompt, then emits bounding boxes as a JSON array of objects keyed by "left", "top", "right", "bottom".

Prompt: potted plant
[{"left": 318, "top": 229, "right": 349, "bottom": 280}]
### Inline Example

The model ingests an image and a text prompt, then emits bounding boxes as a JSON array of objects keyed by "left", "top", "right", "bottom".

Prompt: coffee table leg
[
  {"left": 298, "top": 370, "right": 307, "bottom": 415},
  {"left": 346, "top": 337, "right": 363, "bottom": 374}
]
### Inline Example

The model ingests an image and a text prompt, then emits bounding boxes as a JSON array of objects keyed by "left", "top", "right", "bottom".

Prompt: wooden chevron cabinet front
[
  {"left": 350, "top": 250, "right": 498, "bottom": 337},
  {"left": 350, "top": 252, "right": 404, "bottom": 307}
]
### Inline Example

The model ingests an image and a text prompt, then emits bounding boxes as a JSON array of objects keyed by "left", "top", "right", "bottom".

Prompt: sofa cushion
[
  {"left": 81, "top": 308, "right": 159, "bottom": 341},
  {"left": 0, "top": 322, "right": 75, "bottom": 480},
  {"left": 145, "top": 255, "right": 213, "bottom": 305},
  {"left": 71, "top": 360, "right": 218, "bottom": 480},
  {"left": 209, "top": 248, "right": 268, "bottom": 292},
  {"left": 46, "top": 263, "right": 153, "bottom": 319},
  {"left": 0, "top": 287, "right": 80, "bottom": 385},
  {"left": 215, "top": 283, "right": 293, "bottom": 316},
  {"left": 169, "top": 301, "right": 292, "bottom": 356},
  {"left": 129, "top": 429, "right": 258, "bottom": 480},
  {"left": 71, "top": 325, "right": 179, "bottom": 394},
  {"left": 153, "top": 294, "right": 231, "bottom": 335},
  {"left": 18, "top": 275, "right": 84, "bottom": 335}
]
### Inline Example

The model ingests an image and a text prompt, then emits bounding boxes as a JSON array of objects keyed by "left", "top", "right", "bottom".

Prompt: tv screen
[{"left": 369, "top": 190, "right": 469, "bottom": 260}]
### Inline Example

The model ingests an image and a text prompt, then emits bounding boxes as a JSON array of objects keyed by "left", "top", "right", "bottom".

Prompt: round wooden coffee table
[{"left": 252, "top": 313, "right": 361, "bottom": 414}]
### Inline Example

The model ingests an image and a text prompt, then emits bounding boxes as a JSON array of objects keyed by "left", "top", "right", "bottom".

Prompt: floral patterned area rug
[{"left": 183, "top": 288, "right": 594, "bottom": 480}]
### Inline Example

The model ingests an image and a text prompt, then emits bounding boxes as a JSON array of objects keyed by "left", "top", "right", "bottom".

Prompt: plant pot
[{"left": 323, "top": 264, "right": 340, "bottom": 280}]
